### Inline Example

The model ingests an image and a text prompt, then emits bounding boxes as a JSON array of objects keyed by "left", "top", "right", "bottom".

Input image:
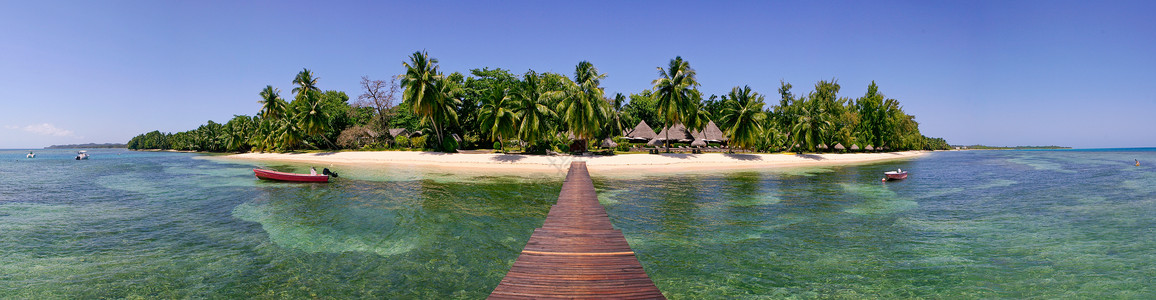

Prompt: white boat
[
  {"left": 75, "top": 151, "right": 89, "bottom": 160},
  {"left": 26, "top": 152, "right": 35, "bottom": 158}
]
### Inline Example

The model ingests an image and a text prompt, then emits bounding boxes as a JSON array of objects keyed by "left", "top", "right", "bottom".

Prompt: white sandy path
[{"left": 223, "top": 151, "right": 929, "bottom": 175}]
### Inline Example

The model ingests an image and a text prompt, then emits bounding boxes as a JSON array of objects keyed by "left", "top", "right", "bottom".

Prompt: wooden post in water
[{"left": 489, "top": 162, "right": 665, "bottom": 299}]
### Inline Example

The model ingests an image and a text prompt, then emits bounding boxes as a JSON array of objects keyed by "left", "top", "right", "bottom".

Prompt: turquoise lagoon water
[{"left": 2, "top": 148, "right": 1155, "bottom": 298}]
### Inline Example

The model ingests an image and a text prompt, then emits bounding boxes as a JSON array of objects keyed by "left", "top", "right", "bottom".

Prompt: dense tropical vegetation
[{"left": 128, "top": 52, "right": 950, "bottom": 153}]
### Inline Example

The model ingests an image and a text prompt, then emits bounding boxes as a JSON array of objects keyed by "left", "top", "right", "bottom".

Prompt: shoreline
[{"left": 217, "top": 150, "right": 930, "bottom": 176}]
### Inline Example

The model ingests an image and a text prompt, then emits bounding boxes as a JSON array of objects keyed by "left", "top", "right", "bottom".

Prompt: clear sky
[{"left": 2, "top": 0, "right": 1153, "bottom": 149}]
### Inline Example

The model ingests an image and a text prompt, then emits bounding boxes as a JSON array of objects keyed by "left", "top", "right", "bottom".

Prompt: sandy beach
[{"left": 222, "top": 150, "right": 929, "bottom": 175}]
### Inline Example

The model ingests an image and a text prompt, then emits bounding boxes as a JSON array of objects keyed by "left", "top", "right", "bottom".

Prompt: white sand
[{"left": 222, "top": 150, "right": 929, "bottom": 176}]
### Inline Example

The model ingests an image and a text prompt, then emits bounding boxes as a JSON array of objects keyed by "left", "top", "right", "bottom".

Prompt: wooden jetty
[{"left": 489, "top": 162, "right": 664, "bottom": 299}]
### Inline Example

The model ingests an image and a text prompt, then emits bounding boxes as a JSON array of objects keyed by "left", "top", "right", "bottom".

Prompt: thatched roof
[
  {"left": 817, "top": 143, "right": 828, "bottom": 150},
  {"left": 865, "top": 145, "right": 875, "bottom": 151},
  {"left": 691, "top": 139, "right": 707, "bottom": 147},
  {"left": 694, "top": 120, "right": 726, "bottom": 142},
  {"left": 626, "top": 121, "right": 657, "bottom": 140},
  {"left": 600, "top": 138, "right": 618, "bottom": 148},
  {"left": 833, "top": 143, "right": 845, "bottom": 150},
  {"left": 647, "top": 138, "right": 660, "bottom": 146},
  {"left": 850, "top": 144, "right": 860, "bottom": 150},
  {"left": 656, "top": 123, "right": 692, "bottom": 141},
  {"left": 388, "top": 128, "right": 408, "bottom": 138}
]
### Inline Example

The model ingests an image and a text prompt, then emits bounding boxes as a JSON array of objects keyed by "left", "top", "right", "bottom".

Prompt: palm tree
[
  {"left": 296, "top": 90, "right": 329, "bottom": 140},
  {"left": 276, "top": 120, "right": 304, "bottom": 151},
  {"left": 292, "top": 68, "right": 319, "bottom": 97},
  {"left": 718, "top": 86, "right": 767, "bottom": 151},
  {"left": 224, "top": 115, "right": 253, "bottom": 152},
  {"left": 401, "top": 51, "right": 460, "bottom": 151},
  {"left": 428, "top": 75, "right": 463, "bottom": 151},
  {"left": 258, "top": 85, "right": 287, "bottom": 121},
  {"left": 652, "top": 56, "right": 702, "bottom": 152},
  {"left": 512, "top": 71, "right": 557, "bottom": 152},
  {"left": 601, "top": 93, "right": 631, "bottom": 141},
  {"left": 478, "top": 88, "right": 517, "bottom": 150},
  {"left": 789, "top": 98, "right": 832, "bottom": 152},
  {"left": 556, "top": 61, "right": 607, "bottom": 152}
]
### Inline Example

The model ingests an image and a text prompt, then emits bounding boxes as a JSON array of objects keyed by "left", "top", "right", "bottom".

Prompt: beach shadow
[
  {"left": 723, "top": 153, "right": 762, "bottom": 161},
  {"left": 795, "top": 153, "right": 825, "bottom": 161},
  {"left": 418, "top": 151, "right": 453, "bottom": 156},
  {"left": 311, "top": 151, "right": 340, "bottom": 156},
  {"left": 491, "top": 154, "right": 526, "bottom": 163},
  {"left": 660, "top": 153, "right": 697, "bottom": 160}
]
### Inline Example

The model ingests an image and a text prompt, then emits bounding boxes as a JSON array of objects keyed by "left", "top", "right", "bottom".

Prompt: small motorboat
[
  {"left": 253, "top": 168, "right": 329, "bottom": 182},
  {"left": 883, "top": 169, "right": 908, "bottom": 181},
  {"left": 27, "top": 152, "right": 35, "bottom": 158},
  {"left": 75, "top": 151, "right": 89, "bottom": 160}
]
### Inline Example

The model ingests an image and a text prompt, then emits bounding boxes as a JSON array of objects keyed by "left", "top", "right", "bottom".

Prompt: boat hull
[
  {"left": 884, "top": 172, "right": 908, "bottom": 181},
  {"left": 253, "top": 169, "right": 329, "bottom": 182}
]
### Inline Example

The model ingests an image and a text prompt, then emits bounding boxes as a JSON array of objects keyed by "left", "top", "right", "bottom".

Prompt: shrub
[
  {"left": 440, "top": 136, "right": 458, "bottom": 152},
  {"left": 411, "top": 136, "right": 426, "bottom": 149},
  {"left": 462, "top": 134, "right": 480, "bottom": 150},
  {"left": 394, "top": 135, "right": 410, "bottom": 149}
]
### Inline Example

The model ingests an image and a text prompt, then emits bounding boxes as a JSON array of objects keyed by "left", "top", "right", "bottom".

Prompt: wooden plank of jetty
[{"left": 489, "top": 161, "right": 665, "bottom": 299}]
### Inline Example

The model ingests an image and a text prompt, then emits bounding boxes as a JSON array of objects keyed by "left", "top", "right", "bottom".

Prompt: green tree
[
  {"left": 600, "top": 93, "right": 632, "bottom": 141},
  {"left": 718, "top": 86, "right": 766, "bottom": 151},
  {"left": 622, "top": 90, "right": 659, "bottom": 129},
  {"left": 809, "top": 79, "right": 845, "bottom": 147},
  {"left": 292, "top": 68, "right": 319, "bottom": 96},
  {"left": 702, "top": 94, "right": 727, "bottom": 122},
  {"left": 401, "top": 51, "right": 460, "bottom": 152},
  {"left": 295, "top": 90, "right": 330, "bottom": 144},
  {"left": 512, "top": 71, "right": 558, "bottom": 153},
  {"left": 258, "top": 85, "right": 287, "bottom": 121},
  {"left": 651, "top": 56, "right": 702, "bottom": 152},
  {"left": 556, "top": 61, "right": 607, "bottom": 151},
  {"left": 853, "top": 81, "right": 886, "bottom": 149},
  {"left": 223, "top": 115, "right": 255, "bottom": 152},
  {"left": 458, "top": 67, "right": 520, "bottom": 147},
  {"left": 789, "top": 97, "right": 832, "bottom": 152},
  {"left": 478, "top": 87, "right": 517, "bottom": 150}
]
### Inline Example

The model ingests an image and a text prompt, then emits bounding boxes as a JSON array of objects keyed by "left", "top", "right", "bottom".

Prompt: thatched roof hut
[
  {"left": 817, "top": 143, "right": 828, "bottom": 150},
  {"left": 600, "top": 138, "right": 618, "bottom": 148},
  {"left": 691, "top": 139, "right": 707, "bottom": 147},
  {"left": 388, "top": 128, "right": 408, "bottom": 138},
  {"left": 865, "top": 145, "right": 875, "bottom": 151},
  {"left": 626, "top": 121, "right": 657, "bottom": 141},
  {"left": 833, "top": 143, "right": 845, "bottom": 150},
  {"left": 696, "top": 120, "right": 726, "bottom": 142},
  {"left": 850, "top": 144, "right": 860, "bottom": 151},
  {"left": 656, "top": 123, "right": 692, "bottom": 142}
]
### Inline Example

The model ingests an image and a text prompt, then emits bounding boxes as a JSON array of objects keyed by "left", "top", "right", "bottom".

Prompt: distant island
[
  {"left": 45, "top": 143, "right": 127, "bottom": 149},
  {"left": 953, "top": 145, "right": 1071, "bottom": 150}
]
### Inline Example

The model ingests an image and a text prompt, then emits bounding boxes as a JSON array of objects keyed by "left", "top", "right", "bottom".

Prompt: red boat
[
  {"left": 253, "top": 168, "right": 329, "bottom": 182},
  {"left": 883, "top": 169, "right": 908, "bottom": 181}
]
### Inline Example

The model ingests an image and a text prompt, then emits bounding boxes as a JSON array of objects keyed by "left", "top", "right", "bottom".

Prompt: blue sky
[{"left": 2, "top": 0, "right": 1153, "bottom": 148}]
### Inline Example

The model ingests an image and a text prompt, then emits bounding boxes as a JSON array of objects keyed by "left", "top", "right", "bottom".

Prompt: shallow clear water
[{"left": 2, "top": 149, "right": 1155, "bottom": 298}]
